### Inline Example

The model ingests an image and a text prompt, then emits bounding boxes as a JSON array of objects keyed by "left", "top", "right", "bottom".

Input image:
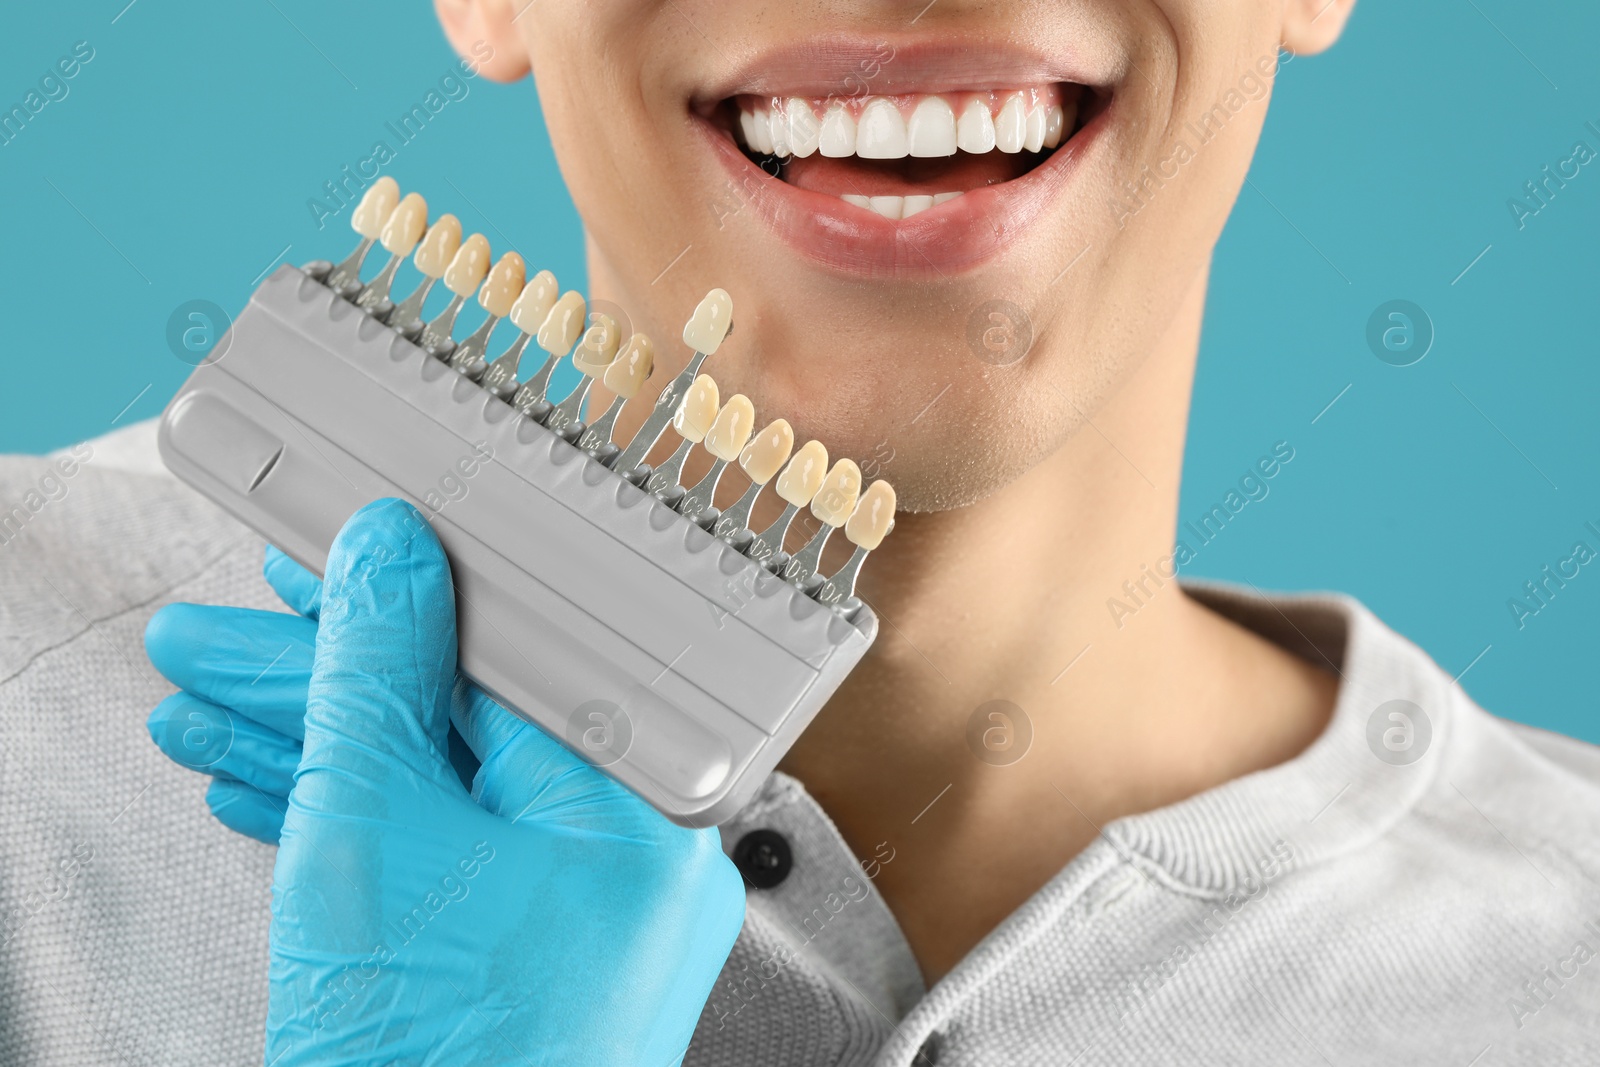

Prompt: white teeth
[
  {"left": 1024, "top": 104, "right": 1046, "bottom": 153},
  {"left": 738, "top": 92, "right": 1073, "bottom": 162},
  {"left": 956, "top": 99, "right": 997, "bottom": 154},
  {"left": 769, "top": 104, "right": 792, "bottom": 157},
  {"left": 837, "top": 191, "right": 963, "bottom": 220},
  {"left": 1043, "top": 104, "right": 1066, "bottom": 150},
  {"left": 907, "top": 97, "right": 958, "bottom": 158},
  {"left": 788, "top": 98, "right": 820, "bottom": 157},
  {"left": 856, "top": 99, "right": 908, "bottom": 159},
  {"left": 1024, "top": 103, "right": 1049, "bottom": 151},
  {"left": 868, "top": 195, "right": 903, "bottom": 220},
  {"left": 818, "top": 103, "right": 856, "bottom": 157},
  {"left": 751, "top": 107, "right": 774, "bottom": 154},
  {"left": 995, "top": 95, "right": 1027, "bottom": 153}
]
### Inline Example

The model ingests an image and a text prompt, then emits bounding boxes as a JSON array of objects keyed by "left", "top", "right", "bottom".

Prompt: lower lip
[{"left": 696, "top": 106, "right": 1108, "bottom": 280}]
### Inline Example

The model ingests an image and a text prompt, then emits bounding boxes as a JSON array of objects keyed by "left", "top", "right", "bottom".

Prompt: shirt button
[{"left": 732, "top": 829, "right": 792, "bottom": 889}]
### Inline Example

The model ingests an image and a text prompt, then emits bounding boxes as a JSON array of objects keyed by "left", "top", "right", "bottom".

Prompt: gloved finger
[
  {"left": 205, "top": 778, "right": 285, "bottom": 844},
  {"left": 263, "top": 545, "right": 322, "bottom": 620},
  {"left": 148, "top": 692, "right": 302, "bottom": 796},
  {"left": 448, "top": 674, "right": 537, "bottom": 771},
  {"left": 303, "top": 499, "right": 458, "bottom": 777},
  {"left": 452, "top": 677, "right": 643, "bottom": 823},
  {"left": 145, "top": 604, "right": 314, "bottom": 741},
  {"left": 445, "top": 717, "right": 482, "bottom": 791}
]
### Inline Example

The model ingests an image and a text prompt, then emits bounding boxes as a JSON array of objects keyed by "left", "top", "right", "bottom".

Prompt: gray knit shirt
[{"left": 3, "top": 422, "right": 1598, "bottom": 1066}]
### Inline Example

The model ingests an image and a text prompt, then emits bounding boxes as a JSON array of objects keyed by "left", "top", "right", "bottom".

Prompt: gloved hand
[
  {"left": 144, "top": 498, "right": 745, "bottom": 1065},
  {"left": 145, "top": 539, "right": 481, "bottom": 844}
]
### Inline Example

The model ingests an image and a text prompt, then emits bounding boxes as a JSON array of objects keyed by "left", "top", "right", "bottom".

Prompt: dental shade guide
[
  {"left": 781, "top": 459, "right": 861, "bottom": 588},
  {"left": 815, "top": 480, "right": 896, "bottom": 618},
  {"left": 385, "top": 214, "right": 462, "bottom": 337},
  {"left": 677, "top": 394, "right": 755, "bottom": 524},
  {"left": 546, "top": 313, "right": 622, "bottom": 439},
  {"left": 645, "top": 375, "right": 719, "bottom": 505},
  {"left": 156, "top": 182, "right": 891, "bottom": 827},
  {"left": 322, "top": 177, "right": 399, "bottom": 298},
  {"left": 510, "top": 290, "right": 587, "bottom": 422},
  {"left": 354, "top": 192, "right": 427, "bottom": 319},
  {"left": 418, "top": 232, "right": 491, "bottom": 358},
  {"left": 576, "top": 332, "right": 655, "bottom": 463},
  {"left": 480, "top": 272, "right": 558, "bottom": 401},
  {"left": 714, "top": 418, "right": 793, "bottom": 545},
  {"left": 744, "top": 439, "right": 827, "bottom": 570},
  {"left": 608, "top": 288, "right": 733, "bottom": 482},
  {"left": 449, "top": 252, "right": 526, "bottom": 378}
]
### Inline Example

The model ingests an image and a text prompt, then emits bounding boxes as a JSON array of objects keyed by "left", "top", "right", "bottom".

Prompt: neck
[{"left": 776, "top": 265, "right": 1337, "bottom": 984}]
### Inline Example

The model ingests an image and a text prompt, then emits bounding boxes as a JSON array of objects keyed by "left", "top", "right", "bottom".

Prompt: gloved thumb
[{"left": 298, "top": 499, "right": 459, "bottom": 791}]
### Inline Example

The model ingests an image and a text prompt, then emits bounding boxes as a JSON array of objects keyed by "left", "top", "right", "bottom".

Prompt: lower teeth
[{"left": 838, "top": 191, "right": 963, "bottom": 220}]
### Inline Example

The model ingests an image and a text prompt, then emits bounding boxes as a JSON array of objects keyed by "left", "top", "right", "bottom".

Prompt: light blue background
[{"left": 3, "top": 3, "right": 1597, "bottom": 741}]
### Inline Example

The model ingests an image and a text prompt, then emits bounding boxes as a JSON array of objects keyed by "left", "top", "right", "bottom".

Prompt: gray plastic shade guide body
[{"left": 157, "top": 266, "right": 876, "bottom": 827}]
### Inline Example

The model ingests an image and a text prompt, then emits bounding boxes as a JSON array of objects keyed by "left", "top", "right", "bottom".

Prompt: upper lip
[{"left": 691, "top": 35, "right": 1121, "bottom": 108}]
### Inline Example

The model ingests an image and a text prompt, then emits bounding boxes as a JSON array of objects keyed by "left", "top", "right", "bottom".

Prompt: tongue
[{"left": 783, "top": 151, "right": 1037, "bottom": 198}]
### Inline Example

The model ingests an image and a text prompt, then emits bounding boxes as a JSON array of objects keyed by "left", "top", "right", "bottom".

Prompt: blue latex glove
[
  {"left": 145, "top": 541, "right": 482, "bottom": 844},
  {"left": 144, "top": 499, "right": 745, "bottom": 1065}
]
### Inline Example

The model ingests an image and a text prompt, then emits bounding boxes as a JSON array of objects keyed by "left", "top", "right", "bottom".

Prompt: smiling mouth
[
  {"left": 722, "top": 85, "right": 1096, "bottom": 221},
  {"left": 695, "top": 62, "right": 1113, "bottom": 277}
]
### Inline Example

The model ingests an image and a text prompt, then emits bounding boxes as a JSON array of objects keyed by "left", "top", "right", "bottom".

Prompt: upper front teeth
[
  {"left": 907, "top": 98, "right": 958, "bottom": 157},
  {"left": 739, "top": 91, "right": 1070, "bottom": 161}
]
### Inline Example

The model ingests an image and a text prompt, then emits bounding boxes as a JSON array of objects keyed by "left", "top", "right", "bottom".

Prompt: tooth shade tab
[
  {"left": 684, "top": 288, "right": 734, "bottom": 354},
  {"left": 846, "top": 480, "right": 896, "bottom": 550},
  {"left": 704, "top": 394, "right": 755, "bottom": 461},
  {"left": 380, "top": 193, "right": 428, "bottom": 255},
  {"left": 740, "top": 418, "right": 794, "bottom": 484},
  {"left": 811, "top": 459, "right": 862, "bottom": 526},
  {"left": 443, "top": 233, "right": 491, "bottom": 297},
  {"left": 510, "top": 271, "right": 559, "bottom": 334},
  {"left": 412, "top": 214, "right": 462, "bottom": 278},
  {"left": 572, "top": 313, "right": 622, "bottom": 377},
  {"left": 538, "top": 291, "right": 587, "bottom": 355},
  {"left": 604, "top": 333, "right": 655, "bottom": 398},
  {"left": 776, "top": 440, "right": 828, "bottom": 507},
  {"left": 478, "top": 252, "right": 526, "bottom": 317},
  {"left": 350, "top": 177, "right": 400, "bottom": 238},
  {"left": 672, "top": 375, "right": 719, "bottom": 442}
]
